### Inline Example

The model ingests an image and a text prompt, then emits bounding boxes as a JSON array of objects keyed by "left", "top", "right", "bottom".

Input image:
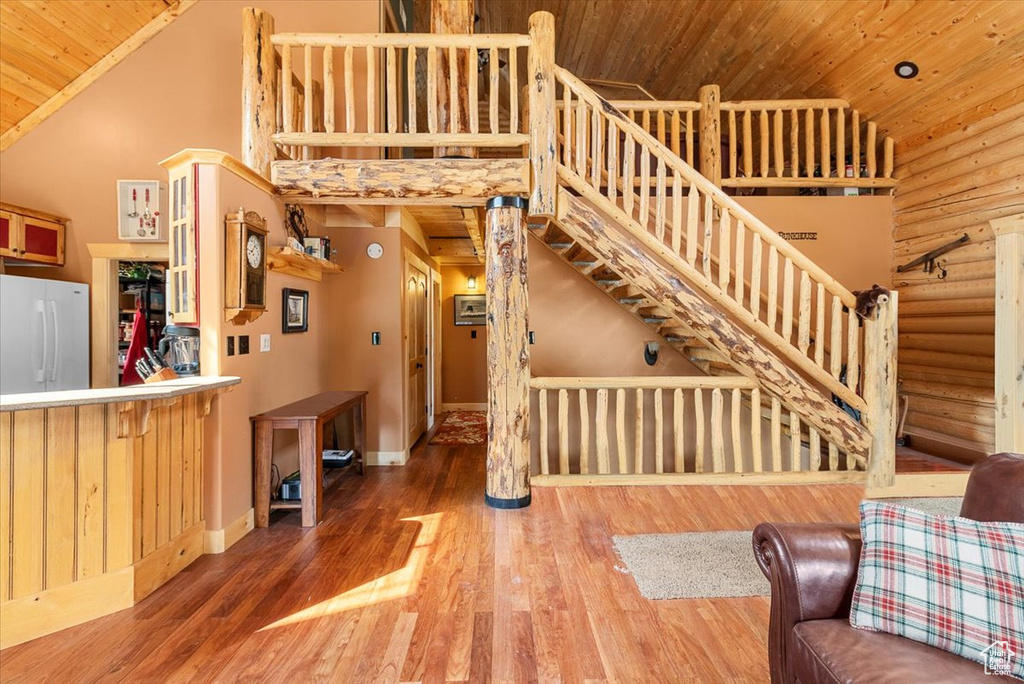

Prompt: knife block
[{"left": 143, "top": 368, "right": 178, "bottom": 383}]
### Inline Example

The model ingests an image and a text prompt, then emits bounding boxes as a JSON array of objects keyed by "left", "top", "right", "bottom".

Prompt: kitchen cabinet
[{"left": 0, "top": 203, "right": 67, "bottom": 266}]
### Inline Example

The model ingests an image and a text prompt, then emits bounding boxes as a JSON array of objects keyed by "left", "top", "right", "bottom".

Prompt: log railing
[
  {"left": 531, "top": 376, "right": 863, "bottom": 480},
  {"left": 268, "top": 33, "right": 530, "bottom": 152},
  {"left": 720, "top": 100, "right": 896, "bottom": 188},
  {"left": 554, "top": 66, "right": 869, "bottom": 415}
]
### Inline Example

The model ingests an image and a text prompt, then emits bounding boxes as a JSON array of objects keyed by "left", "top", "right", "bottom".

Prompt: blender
[{"left": 158, "top": 325, "right": 200, "bottom": 376}]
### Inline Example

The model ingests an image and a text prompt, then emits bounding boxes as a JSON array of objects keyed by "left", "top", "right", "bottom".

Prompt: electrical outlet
[
  {"left": 470, "top": 329, "right": 477, "bottom": 339},
  {"left": 226, "top": 336, "right": 235, "bottom": 356},
  {"left": 239, "top": 335, "right": 250, "bottom": 355},
  {"left": 260, "top": 334, "right": 271, "bottom": 352}
]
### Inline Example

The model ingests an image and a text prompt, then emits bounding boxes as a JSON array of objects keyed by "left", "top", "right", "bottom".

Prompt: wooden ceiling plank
[
  {"left": 20, "top": 0, "right": 136, "bottom": 53},
  {"left": 0, "top": 34, "right": 85, "bottom": 87},
  {"left": 819, "top": 1, "right": 1019, "bottom": 128},
  {"left": 728, "top": 0, "right": 878, "bottom": 100},
  {"left": 0, "top": 0, "right": 199, "bottom": 150},
  {"left": 899, "top": 88, "right": 1024, "bottom": 155},
  {"left": 0, "top": 2, "right": 103, "bottom": 71},
  {"left": 0, "top": 63, "right": 56, "bottom": 104}
]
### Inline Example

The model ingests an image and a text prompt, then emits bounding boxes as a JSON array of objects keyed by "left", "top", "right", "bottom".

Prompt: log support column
[
  {"left": 528, "top": 11, "right": 556, "bottom": 217},
  {"left": 698, "top": 84, "right": 722, "bottom": 187},
  {"left": 991, "top": 213, "right": 1024, "bottom": 453},
  {"left": 485, "top": 196, "right": 531, "bottom": 508},
  {"left": 241, "top": 7, "right": 277, "bottom": 179},
  {"left": 864, "top": 293, "right": 898, "bottom": 488}
]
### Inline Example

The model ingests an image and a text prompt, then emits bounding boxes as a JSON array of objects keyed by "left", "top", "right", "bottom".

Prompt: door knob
[{"left": 416, "top": 362, "right": 423, "bottom": 369}]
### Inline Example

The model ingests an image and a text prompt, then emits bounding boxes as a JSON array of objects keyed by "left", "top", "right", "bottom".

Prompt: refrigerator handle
[
  {"left": 49, "top": 299, "right": 60, "bottom": 382},
  {"left": 35, "top": 299, "right": 47, "bottom": 384}
]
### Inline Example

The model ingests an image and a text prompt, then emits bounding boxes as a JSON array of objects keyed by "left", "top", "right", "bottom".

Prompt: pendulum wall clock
[{"left": 224, "top": 208, "right": 269, "bottom": 323}]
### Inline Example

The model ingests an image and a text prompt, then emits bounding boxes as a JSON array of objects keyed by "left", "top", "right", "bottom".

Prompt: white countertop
[{"left": 0, "top": 376, "right": 241, "bottom": 412}]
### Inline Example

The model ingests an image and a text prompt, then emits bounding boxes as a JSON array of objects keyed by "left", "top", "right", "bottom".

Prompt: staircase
[{"left": 238, "top": 9, "right": 900, "bottom": 487}]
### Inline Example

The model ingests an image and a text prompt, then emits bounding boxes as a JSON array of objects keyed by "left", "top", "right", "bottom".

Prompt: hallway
[{"left": 0, "top": 421, "right": 865, "bottom": 683}]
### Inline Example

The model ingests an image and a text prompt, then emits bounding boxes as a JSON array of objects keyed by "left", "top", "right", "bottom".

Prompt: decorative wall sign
[{"left": 778, "top": 232, "right": 818, "bottom": 241}]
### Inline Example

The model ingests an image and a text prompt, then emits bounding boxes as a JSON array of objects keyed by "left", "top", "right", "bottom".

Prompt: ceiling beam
[{"left": 0, "top": 0, "right": 199, "bottom": 152}]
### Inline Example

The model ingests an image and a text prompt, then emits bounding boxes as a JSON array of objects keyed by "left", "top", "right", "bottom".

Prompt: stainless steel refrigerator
[{"left": 0, "top": 274, "right": 89, "bottom": 394}]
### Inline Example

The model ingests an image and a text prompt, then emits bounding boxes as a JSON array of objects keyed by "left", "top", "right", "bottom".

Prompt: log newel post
[
  {"left": 698, "top": 84, "right": 722, "bottom": 187},
  {"left": 432, "top": 0, "right": 475, "bottom": 159},
  {"left": 485, "top": 196, "right": 531, "bottom": 509},
  {"left": 991, "top": 214, "right": 1024, "bottom": 453},
  {"left": 863, "top": 292, "right": 898, "bottom": 488},
  {"left": 528, "top": 11, "right": 556, "bottom": 218},
  {"left": 241, "top": 7, "right": 277, "bottom": 179}
]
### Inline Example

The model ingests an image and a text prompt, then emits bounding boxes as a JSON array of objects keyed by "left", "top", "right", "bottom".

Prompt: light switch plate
[{"left": 260, "top": 334, "right": 271, "bottom": 352}]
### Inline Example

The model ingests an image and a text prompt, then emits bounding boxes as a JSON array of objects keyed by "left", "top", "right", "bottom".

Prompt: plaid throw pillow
[{"left": 850, "top": 501, "right": 1024, "bottom": 679}]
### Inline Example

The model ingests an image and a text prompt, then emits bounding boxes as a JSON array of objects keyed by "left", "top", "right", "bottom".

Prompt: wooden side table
[{"left": 251, "top": 390, "right": 367, "bottom": 527}]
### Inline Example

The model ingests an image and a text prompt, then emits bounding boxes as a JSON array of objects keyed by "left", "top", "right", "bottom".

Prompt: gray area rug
[
  {"left": 612, "top": 531, "right": 770, "bottom": 600},
  {"left": 613, "top": 497, "right": 965, "bottom": 600}
]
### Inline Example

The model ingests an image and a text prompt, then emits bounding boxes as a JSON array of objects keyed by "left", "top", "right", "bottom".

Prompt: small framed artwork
[
  {"left": 117, "top": 180, "right": 166, "bottom": 241},
  {"left": 282, "top": 288, "right": 309, "bottom": 333},
  {"left": 454, "top": 294, "right": 487, "bottom": 326}
]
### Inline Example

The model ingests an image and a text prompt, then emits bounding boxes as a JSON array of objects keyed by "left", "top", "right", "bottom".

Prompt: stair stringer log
[{"left": 554, "top": 188, "right": 871, "bottom": 458}]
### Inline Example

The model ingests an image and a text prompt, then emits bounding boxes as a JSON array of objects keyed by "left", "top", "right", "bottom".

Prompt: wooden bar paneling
[{"left": 0, "top": 389, "right": 216, "bottom": 649}]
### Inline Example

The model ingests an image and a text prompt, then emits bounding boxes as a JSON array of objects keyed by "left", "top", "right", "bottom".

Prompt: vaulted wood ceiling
[
  {"left": 0, "top": 0, "right": 193, "bottom": 149},
  {"left": 476, "top": 0, "right": 1024, "bottom": 145}
]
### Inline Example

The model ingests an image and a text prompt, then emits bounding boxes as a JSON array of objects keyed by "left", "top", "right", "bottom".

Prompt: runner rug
[{"left": 429, "top": 411, "right": 487, "bottom": 445}]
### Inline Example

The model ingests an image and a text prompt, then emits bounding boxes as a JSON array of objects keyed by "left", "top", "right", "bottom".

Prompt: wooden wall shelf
[{"left": 267, "top": 246, "right": 342, "bottom": 281}]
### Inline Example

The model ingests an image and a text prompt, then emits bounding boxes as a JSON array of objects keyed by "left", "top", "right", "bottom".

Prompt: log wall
[{"left": 891, "top": 95, "right": 1024, "bottom": 462}]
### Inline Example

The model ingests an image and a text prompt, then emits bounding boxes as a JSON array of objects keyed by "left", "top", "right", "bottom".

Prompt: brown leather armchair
[{"left": 752, "top": 453, "right": 1024, "bottom": 683}]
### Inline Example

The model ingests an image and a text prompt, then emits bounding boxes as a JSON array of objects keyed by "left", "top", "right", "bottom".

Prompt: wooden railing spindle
[
  {"left": 815, "top": 283, "right": 825, "bottom": 367},
  {"left": 773, "top": 109, "right": 784, "bottom": 177},
  {"left": 790, "top": 109, "right": 799, "bottom": 177},
  {"left": 686, "top": 184, "right": 699, "bottom": 266},
  {"left": 671, "top": 171, "right": 683, "bottom": 255},
  {"left": 654, "top": 388, "right": 664, "bottom": 474},
  {"left": 694, "top": 388, "right": 705, "bottom": 473},
  {"left": 830, "top": 297, "right": 843, "bottom": 380},
  {"left": 655, "top": 159, "right": 667, "bottom": 243},
  {"left": 323, "top": 47, "right": 335, "bottom": 133},
  {"left": 728, "top": 110, "right": 737, "bottom": 179},
  {"left": 731, "top": 388, "right": 743, "bottom": 472},
  {"left": 407, "top": 47, "right": 416, "bottom": 133},
  {"left": 790, "top": 411, "right": 801, "bottom": 471},
  {"left": 685, "top": 110, "right": 694, "bottom": 166},
  {"left": 539, "top": 389, "right": 549, "bottom": 475},
  {"left": 809, "top": 427, "right": 821, "bottom": 471},
  {"left": 366, "top": 45, "right": 375, "bottom": 134},
  {"left": 616, "top": 389, "right": 627, "bottom": 474},
  {"left": 750, "top": 234, "right": 762, "bottom": 317},
  {"left": 467, "top": 47, "right": 478, "bottom": 134},
  {"left": 711, "top": 388, "right": 725, "bottom": 472},
  {"left": 767, "top": 245, "right": 779, "bottom": 330},
  {"left": 734, "top": 219, "right": 745, "bottom": 308},
  {"left": 558, "top": 389, "right": 569, "bottom": 474},
  {"left": 751, "top": 387, "right": 762, "bottom": 472},
  {"left": 718, "top": 207, "right": 731, "bottom": 290},
  {"left": 596, "top": 388, "right": 610, "bottom": 474},
  {"left": 639, "top": 147, "right": 651, "bottom": 223},
  {"left": 489, "top": 46, "right": 499, "bottom": 133},
  {"left": 782, "top": 257, "right": 794, "bottom": 342},
  {"left": 386, "top": 45, "right": 397, "bottom": 134},
  {"left": 866, "top": 121, "right": 877, "bottom": 177},
  {"left": 508, "top": 47, "right": 518, "bottom": 134},
  {"left": 804, "top": 108, "right": 814, "bottom": 176},
  {"left": 635, "top": 388, "right": 644, "bottom": 474},
  {"left": 771, "top": 397, "right": 782, "bottom": 472},
  {"left": 426, "top": 46, "right": 437, "bottom": 133},
  {"left": 282, "top": 46, "right": 293, "bottom": 133},
  {"left": 759, "top": 109, "right": 769, "bottom": 177},
  {"left": 579, "top": 390, "right": 590, "bottom": 474},
  {"left": 344, "top": 45, "right": 355, "bottom": 133},
  {"left": 851, "top": 110, "right": 860, "bottom": 176},
  {"left": 847, "top": 308, "right": 859, "bottom": 391},
  {"left": 820, "top": 108, "right": 830, "bottom": 178},
  {"left": 673, "top": 388, "right": 684, "bottom": 473},
  {"left": 743, "top": 110, "right": 753, "bottom": 178},
  {"left": 798, "top": 271, "right": 811, "bottom": 355}
]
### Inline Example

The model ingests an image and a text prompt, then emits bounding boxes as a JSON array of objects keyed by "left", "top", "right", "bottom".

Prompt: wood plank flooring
[{"left": 0, "top": 421, "right": 867, "bottom": 683}]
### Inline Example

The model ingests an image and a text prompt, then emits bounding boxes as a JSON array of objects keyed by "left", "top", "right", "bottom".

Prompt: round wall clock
[{"left": 366, "top": 242, "right": 384, "bottom": 259}]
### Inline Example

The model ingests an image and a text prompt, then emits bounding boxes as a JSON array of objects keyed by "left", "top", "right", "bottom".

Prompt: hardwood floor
[{"left": 0, "top": 422, "right": 868, "bottom": 683}]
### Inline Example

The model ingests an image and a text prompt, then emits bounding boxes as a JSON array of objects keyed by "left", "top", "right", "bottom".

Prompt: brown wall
[
  {"left": 889, "top": 99, "right": 1023, "bottom": 462},
  {"left": 441, "top": 264, "right": 488, "bottom": 405},
  {"left": 0, "top": 0, "right": 378, "bottom": 286}
]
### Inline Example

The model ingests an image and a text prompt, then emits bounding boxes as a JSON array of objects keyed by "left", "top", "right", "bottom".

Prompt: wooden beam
[
  {"left": 991, "top": 213, "right": 1024, "bottom": 453},
  {"left": 271, "top": 158, "right": 529, "bottom": 204},
  {"left": 464, "top": 207, "right": 485, "bottom": 263},
  {"left": 555, "top": 188, "right": 871, "bottom": 457},
  {"left": 241, "top": 7, "right": 277, "bottom": 179},
  {"left": 345, "top": 205, "right": 386, "bottom": 227},
  {"left": 427, "top": 237, "right": 476, "bottom": 259},
  {"left": 431, "top": 0, "right": 475, "bottom": 158},
  {"left": 0, "top": 0, "right": 199, "bottom": 152},
  {"left": 485, "top": 196, "right": 530, "bottom": 508},
  {"left": 528, "top": 11, "right": 557, "bottom": 217}
]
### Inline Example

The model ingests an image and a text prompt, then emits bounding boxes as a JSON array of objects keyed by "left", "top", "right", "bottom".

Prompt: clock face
[{"left": 246, "top": 233, "right": 262, "bottom": 268}]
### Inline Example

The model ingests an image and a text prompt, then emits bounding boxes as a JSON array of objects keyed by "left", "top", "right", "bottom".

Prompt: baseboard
[
  {"left": 441, "top": 402, "right": 486, "bottom": 412},
  {"left": 133, "top": 522, "right": 204, "bottom": 602},
  {"left": 366, "top": 450, "right": 410, "bottom": 466},
  {"left": 204, "top": 508, "right": 254, "bottom": 554},
  {"left": 0, "top": 567, "right": 134, "bottom": 650},
  {"left": 865, "top": 472, "right": 971, "bottom": 499}
]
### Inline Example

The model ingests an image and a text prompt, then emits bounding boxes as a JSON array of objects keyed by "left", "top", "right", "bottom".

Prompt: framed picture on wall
[
  {"left": 282, "top": 288, "right": 309, "bottom": 333},
  {"left": 454, "top": 294, "right": 486, "bottom": 326}
]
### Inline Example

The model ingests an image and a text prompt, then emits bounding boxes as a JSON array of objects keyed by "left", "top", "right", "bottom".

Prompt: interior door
[{"left": 406, "top": 262, "right": 428, "bottom": 445}]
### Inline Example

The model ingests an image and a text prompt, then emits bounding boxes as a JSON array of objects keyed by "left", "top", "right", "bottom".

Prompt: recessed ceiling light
[{"left": 895, "top": 61, "right": 919, "bottom": 79}]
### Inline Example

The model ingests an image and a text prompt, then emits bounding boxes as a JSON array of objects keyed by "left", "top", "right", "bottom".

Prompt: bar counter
[{"left": 0, "top": 376, "right": 240, "bottom": 649}]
